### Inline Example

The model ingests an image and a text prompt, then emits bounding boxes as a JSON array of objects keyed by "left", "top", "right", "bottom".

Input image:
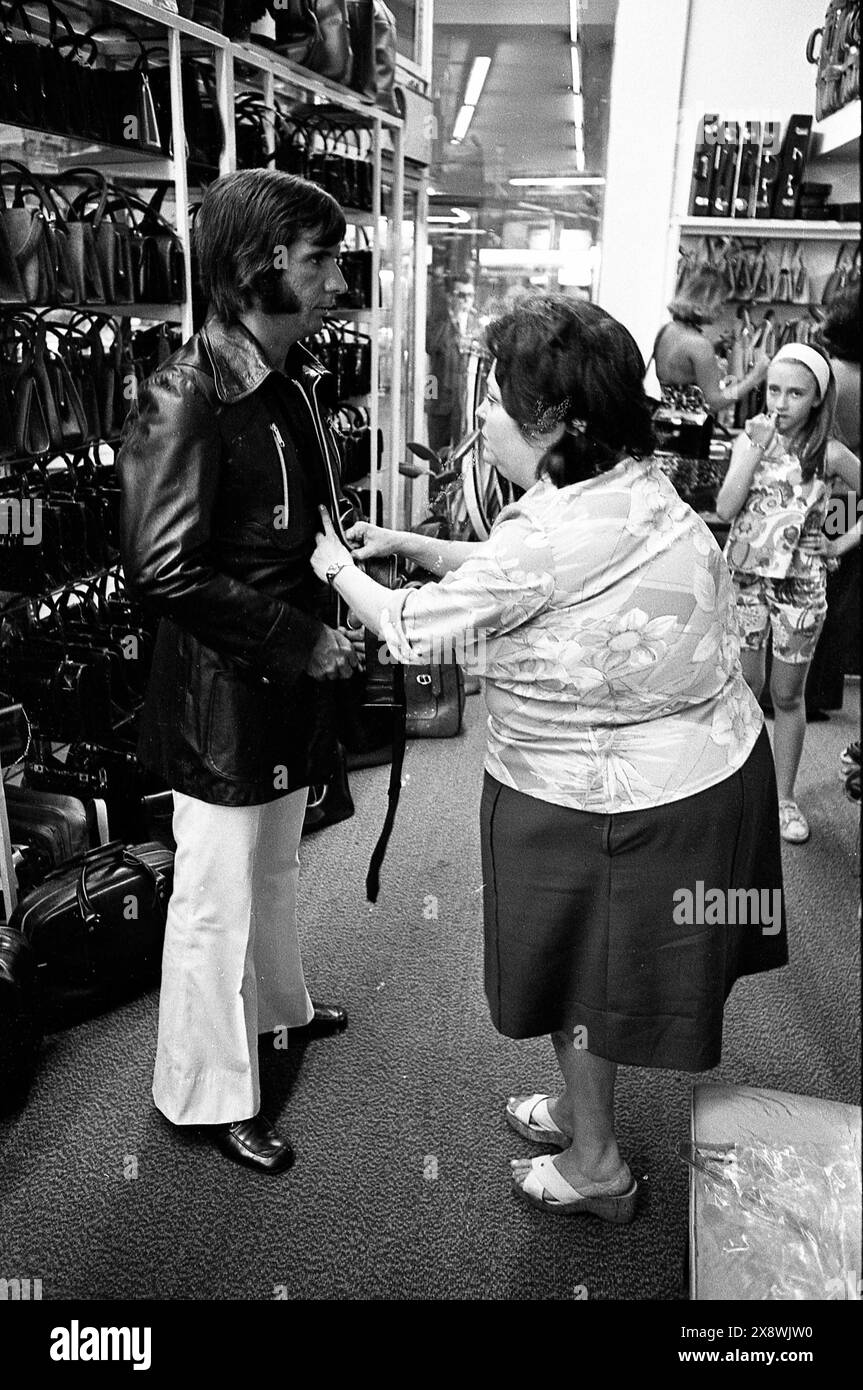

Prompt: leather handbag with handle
[
  {"left": 372, "top": 0, "right": 399, "bottom": 114},
  {"left": 7, "top": 840, "right": 174, "bottom": 1031},
  {"left": 0, "top": 162, "right": 56, "bottom": 305},
  {"left": 403, "top": 660, "right": 466, "bottom": 740},
  {"left": 274, "top": 0, "right": 353, "bottom": 82},
  {"left": 807, "top": 1, "right": 860, "bottom": 119},
  {"left": 67, "top": 170, "right": 136, "bottom": 305},
  {"left": 101, "top": 187, "right": 186, "bottom": 303},
  {"left": 46, "top": 177, "right": 106, "bottom": 305},
  {"left": 0, "top": 923, "right": 41, "bottom": 1113},
  {"left": 822, "top": 242, "right": 860, "bottom": 304}
]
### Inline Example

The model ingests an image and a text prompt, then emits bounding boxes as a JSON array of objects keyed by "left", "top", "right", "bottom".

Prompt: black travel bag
[
  {"left": 0, "top": 923, "right": 42, "bottom": 1113},
  {"left": 8, "top": 840, "right": 174, "bottom": 1030},
  {"left": 3, "top": 785, "right": 99, "bottom": 876}
]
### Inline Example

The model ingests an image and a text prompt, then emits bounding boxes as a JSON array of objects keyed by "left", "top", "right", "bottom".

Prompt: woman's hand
[
  {"left": 344, "top": 520, "right": 402, "bottom": 561},
  {"left": 311, "top": 506, "right": 353, "bottom": 582},
  {"left": 745, "top": 410, "right": 778, "bottom": 451}
]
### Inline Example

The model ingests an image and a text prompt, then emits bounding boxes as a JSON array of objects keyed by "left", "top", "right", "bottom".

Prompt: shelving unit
[
  {"left": 675, "top": 217, "right": 861, "bottom": 240},
  {"left": 0, "top": 0, "right": 417, "bottom": 520}
]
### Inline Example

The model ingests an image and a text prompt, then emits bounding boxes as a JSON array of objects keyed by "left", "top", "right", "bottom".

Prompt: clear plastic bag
[{"left": 680, "top": 1138, "right": 862, "bottom": 1300}]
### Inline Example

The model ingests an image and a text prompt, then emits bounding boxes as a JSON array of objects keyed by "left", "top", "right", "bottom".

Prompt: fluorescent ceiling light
[
  {"left": 464, "top": 55, "right": 492, "bottom": 108},
  {"left": 451, "top": 103, "right": 475, "bottom": 143},
  {"left": 509, "top": 176, "right": 605, "bottom": 187},
  {"left": 569, "top": 0, "right": 579, "bottom": 44},
  {"left": 479, "top": 249, "right": 573, "bottom": 268},
  {"left": 428, "top": 207, "right": 472, "bottom": 225},
  {"left": 570, "top": 44, "right": 581, "bottom": 95},
  {"left": 571, "top": 91, "right": 584, "bottom": 126}
]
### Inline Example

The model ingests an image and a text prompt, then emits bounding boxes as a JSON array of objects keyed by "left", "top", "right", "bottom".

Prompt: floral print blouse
[
  {"left": 380, "top": 457, "right": 764, "bottom": 814},
  {"left": 723, "top": 436, "right": 831, "bottom": 580}
]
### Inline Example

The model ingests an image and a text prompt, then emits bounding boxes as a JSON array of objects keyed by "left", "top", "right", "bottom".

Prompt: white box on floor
[{"left": 689, "top": 1083, "right": 861, "bottom": 1300}]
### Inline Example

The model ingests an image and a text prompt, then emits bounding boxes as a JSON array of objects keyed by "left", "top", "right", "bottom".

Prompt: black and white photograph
[{"left": 0, "top": 0, "right": 859, "bottom": 1354}]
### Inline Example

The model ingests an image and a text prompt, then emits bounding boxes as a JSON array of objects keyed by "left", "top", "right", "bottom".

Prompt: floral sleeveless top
[{"left": 723, "top": 436, "right": 831, "bottom": 580}]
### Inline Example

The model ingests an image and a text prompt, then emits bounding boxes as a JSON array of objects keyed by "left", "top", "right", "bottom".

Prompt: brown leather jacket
[{"left": 118, "top": 318, "right": 344, "bottom": 805}]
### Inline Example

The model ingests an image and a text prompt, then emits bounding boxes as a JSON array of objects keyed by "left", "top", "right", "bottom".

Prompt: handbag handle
[{"left": 76, "top": 842, "right": 162, "bottom": 929}]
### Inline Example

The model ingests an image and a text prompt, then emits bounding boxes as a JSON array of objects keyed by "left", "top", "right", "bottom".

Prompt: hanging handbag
[
  {"left": 822, "top": 242, "right": 859, "bottom": 303},
  {"left": 102, "top": 188, "right": 186, "bottom": 303},
  {"left": 807, "top": 2, "right": 860, "bottom": 119},
  {"left": 347, "top": 0, "right": 375, "bottom": 98},
  {"left": 790, "top": 243, "right": 811, "bottom": 305},
  {"left": 0, "top": 2, "right": 47, "bottom": 131},
  {"left": 274, "top": 0, "right": 353, "bottom": 82},
  {"left": 0, "top": 163, "right": 56, "bottom": 305},
  {"left": 46, "top": 178, "right": 106, "bottom": 305},
  {"left": 67, "top": 170, "right": 136, "bottom": 305},
  {"left": 403, "top": 661, "right": 466, "bottom": 740},
  {"left": 7, "top": 840, "right": 174, "bottom": 1031},
  {"left": 372, "top": 0, "right": 399, "bottom": 114}
]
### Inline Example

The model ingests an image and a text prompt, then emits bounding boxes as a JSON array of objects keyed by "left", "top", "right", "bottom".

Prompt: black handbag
[
  {"left": 274, "top": 0, "right": 353, "bottom": 82},
  {"left": 7, "top": 840, "right": 174, "bottom": 1031},
  {"left": 302, "top": 742, "right": 355, "bottom": 835},
  {"left": 0, "top": 924, "right": 42, "bottom": 1113},
  {"left": 807, "top": 1, "right": 860, "bottom": 120},
  {"left": 404, "top": 662, "right": 466, "bottom": 739}
]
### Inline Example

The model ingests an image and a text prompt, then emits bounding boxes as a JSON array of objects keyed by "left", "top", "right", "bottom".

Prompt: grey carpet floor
[{"left": 1, "top": 684, "right": 859, "bottom": 1302}]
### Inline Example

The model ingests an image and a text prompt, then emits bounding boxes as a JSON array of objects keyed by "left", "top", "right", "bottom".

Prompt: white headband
[{"left": 771, "top": 343, "right": 832, "bottom": 402}]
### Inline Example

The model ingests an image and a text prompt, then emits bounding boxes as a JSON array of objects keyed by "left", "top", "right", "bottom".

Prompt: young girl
[{"left": 717, "top": 343, "right": 861, "bottom": 843}]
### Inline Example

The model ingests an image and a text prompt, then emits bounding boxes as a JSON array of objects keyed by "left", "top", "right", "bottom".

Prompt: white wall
[{"left": 596, "top": 0, "right": 690, "bottom": 357}]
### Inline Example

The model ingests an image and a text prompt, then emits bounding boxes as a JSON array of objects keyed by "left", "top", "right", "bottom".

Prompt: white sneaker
[{"left": 778, "top": 800, "right": 810, "bottom": 844}]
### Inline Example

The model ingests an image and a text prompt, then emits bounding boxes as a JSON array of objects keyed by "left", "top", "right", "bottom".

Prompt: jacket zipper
[
  {"left": 270, "top": 422, "right": 290, "bottom": 523},
  {"left": 293, "top": 371, "right": 346, "bottom": 540}
]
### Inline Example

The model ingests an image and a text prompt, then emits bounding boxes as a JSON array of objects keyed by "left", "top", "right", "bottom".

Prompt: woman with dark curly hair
[{"left": 311, "top": 294, "right": 787, "bottom": 1224}]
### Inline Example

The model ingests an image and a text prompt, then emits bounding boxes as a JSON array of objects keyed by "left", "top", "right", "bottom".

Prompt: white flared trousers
[{"left": 152, "top": 788, "right": 314, "bottom": 1126}]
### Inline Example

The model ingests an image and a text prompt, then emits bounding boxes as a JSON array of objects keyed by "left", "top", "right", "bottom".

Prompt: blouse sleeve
[{"left": 379, "top": 508, "right": 556, "bottom": 671}]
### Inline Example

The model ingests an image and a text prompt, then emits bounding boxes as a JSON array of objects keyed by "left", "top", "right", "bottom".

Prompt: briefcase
[{"left": 8, "top": 840, "right": 174, "bottom": 1030}]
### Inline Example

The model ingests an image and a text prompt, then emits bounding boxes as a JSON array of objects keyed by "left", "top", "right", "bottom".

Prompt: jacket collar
[{"left": 201, "top": 318, "right": 327, "bottom": 404}]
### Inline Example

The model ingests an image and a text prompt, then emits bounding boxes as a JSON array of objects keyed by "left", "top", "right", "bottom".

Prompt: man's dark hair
[
  {"left": 194, "top": 169, "right": 346, "bottom": 322},
  {"left": 485, "top": 294, "right": 656, "bottom": 487}
]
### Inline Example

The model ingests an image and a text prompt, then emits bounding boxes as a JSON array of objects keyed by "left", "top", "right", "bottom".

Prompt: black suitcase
[
  {"left": 4, "top": 785, "right": 93, "bottom": 871},
  {"left": 0, "top": 923, "right": 42, "bottom": 1113},
  {"left": 8, "top": 840, "right": 174, "bottom": 1030}
]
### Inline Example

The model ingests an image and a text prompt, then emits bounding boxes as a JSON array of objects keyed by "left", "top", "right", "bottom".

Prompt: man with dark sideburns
[{"left": 118, "top": 170, "right": 358, "bottom": 1173}]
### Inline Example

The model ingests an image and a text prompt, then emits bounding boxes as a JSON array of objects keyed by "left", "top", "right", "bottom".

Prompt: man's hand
[
  {"left": 311, "top": 506, "right": 353, "bottom": 582},
  {"left": 305, "top": 625, "right": 359, "bottom": 680}
]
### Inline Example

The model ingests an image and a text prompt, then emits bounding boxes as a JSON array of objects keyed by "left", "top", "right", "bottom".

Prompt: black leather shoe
[
  {"left": 289, "top": 1001, "right": 349, "bottom": 1039},
  {"left": 211, "top": 1115, "right": 295, "bottom": 1174}
]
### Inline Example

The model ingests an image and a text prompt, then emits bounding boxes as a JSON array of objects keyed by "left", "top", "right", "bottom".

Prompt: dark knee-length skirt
[{"left": 479, "top": 725, "right": 787, "bottom": 1071}]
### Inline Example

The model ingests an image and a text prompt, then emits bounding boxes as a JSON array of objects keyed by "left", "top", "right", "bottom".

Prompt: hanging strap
[{"left": 365, "top": 662, "right": 407, "bottom": 904}]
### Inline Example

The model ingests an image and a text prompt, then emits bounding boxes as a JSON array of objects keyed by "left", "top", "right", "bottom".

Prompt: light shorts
[{"left": 731, "top": 570, "right": 828, "bottom": 665}]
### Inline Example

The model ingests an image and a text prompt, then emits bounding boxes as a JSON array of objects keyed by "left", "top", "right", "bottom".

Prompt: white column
[{"left": 596, "top": 0, "right": 691, "bottom": 361}]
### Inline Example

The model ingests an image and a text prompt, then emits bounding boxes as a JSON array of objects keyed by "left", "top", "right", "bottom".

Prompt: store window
[{"left": 425, "top": 0, "right": 618, "bottom": 453}]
